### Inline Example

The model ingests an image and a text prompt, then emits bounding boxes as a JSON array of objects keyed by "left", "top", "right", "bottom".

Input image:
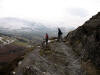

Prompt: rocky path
[
  {"left": 49, "top": 42, "right": 82, "bottom": 75},
  {"left": 15, "top": 41, "right": 82, "bottom": 75}
]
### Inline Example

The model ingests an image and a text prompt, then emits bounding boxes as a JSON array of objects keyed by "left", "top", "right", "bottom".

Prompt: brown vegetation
[{"left": 0, "top": 44, "right": 27, "bottom": 75}]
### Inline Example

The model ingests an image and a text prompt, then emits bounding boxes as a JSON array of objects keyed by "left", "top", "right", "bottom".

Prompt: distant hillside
[
  {"left": 0, "top": 18, "right": 73, "bottom": 41},
  {"left": 0, "top": 33, "right": 34, "bottom": 75}
]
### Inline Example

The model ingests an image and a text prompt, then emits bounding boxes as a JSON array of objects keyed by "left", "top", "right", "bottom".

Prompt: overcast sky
[{"left": 0, "top": 0, "right": 100, "bottom": 28}]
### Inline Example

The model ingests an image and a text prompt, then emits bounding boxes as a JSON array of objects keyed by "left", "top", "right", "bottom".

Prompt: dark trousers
[
  {"left": 58, "top": 34, "right": 62, "bottom": 41},
  {"left": 46, "top": 38, "right": 48, "bottom": 45}
]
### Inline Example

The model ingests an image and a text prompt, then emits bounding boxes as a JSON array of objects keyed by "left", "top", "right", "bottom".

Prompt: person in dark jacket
[
  {"left": 58, "top": 28, "right": 63, "bottom": 41},
  {"left": 45, "top": 33, "right": 49, "bottom": 46}
]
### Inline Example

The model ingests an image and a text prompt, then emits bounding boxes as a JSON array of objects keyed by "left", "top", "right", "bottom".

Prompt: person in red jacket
[{"left": 45, "top": 33, "right": 49, "bottom": 46}]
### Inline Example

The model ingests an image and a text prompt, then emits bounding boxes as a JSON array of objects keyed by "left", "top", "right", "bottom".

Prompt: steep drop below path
[{"left": 15, "top": 41, "right": 83, "bottom": 75}]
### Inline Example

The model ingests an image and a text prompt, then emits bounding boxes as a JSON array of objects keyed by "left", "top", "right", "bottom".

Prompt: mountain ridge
[
  {"left": 0, "top": 18, "right": 73, "bottom": 41},
  {"left": 65, "top": 12, "right": 100, "bottom": 75}
]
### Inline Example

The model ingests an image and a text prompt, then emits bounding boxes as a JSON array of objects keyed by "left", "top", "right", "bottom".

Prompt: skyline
[{"left": 0, "top": 0, "right": 100, "bottom": 28}]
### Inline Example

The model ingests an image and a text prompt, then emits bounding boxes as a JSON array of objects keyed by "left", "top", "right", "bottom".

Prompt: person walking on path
[
  {"left": 45, "top": 33, "right": 49, "bottom": 46},
  {"left": 58, "top": 28, "right": 63, "bottom": 41}
]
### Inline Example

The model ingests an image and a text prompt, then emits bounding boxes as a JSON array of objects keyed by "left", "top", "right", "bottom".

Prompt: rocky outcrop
[
  {"left": 15, "top": 42, "right": 82, "bottom": 75},
  {"left": 65, "top": 12, "right": 100, "bottom": 74}
]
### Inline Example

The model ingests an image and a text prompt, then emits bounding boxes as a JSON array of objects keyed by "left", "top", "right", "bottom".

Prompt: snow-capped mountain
[
  {"left": 0, "top": 18, "right": 74, "bottom": 40},
  {"left": 0, "top": 18, "right": 49, "bottom": 32},
  {"left": 0, "top": 18, "right": 54, "bottom": 40}
]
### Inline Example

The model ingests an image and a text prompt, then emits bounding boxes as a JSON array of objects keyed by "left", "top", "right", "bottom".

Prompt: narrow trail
[
  {"left": 15, "top": 40, "right": 82, "bottom": 75},
  {"left": 49, "top": 42, "right": 82, "bottom": 75}
]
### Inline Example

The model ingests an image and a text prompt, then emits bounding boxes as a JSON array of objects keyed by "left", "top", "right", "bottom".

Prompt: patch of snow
[
  {"left": 18, "top": 61, "right": 22, "bottom": 65},
  {"left": 48, "top": 40, "right": 51, "bottom": 43},
  {"left": 0, "top": 37, "right": 15, "bottom": 45},
  {"left": 43, "top": 72, "right": 46, "bottom": 74},
  {"left": 0, "top": 18, "right": 30, "bottom": 30},
  {"left": 48, "top": 40, "right": 55, "bottom": 43},
  {"left": 0, "top": 18, "right": 47, "bottom": 32},
  {"left": 12, "top": 71, "right": 16, "bottom": 75},
  {"left": 37, "top": 46, "right": 40, "bottom": 48},
  {"left": 0, "top": 37, "right": 2, "bottom": 39},
  {"left": 6, "top": 39, "right": 15, "bottom": 44}
]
